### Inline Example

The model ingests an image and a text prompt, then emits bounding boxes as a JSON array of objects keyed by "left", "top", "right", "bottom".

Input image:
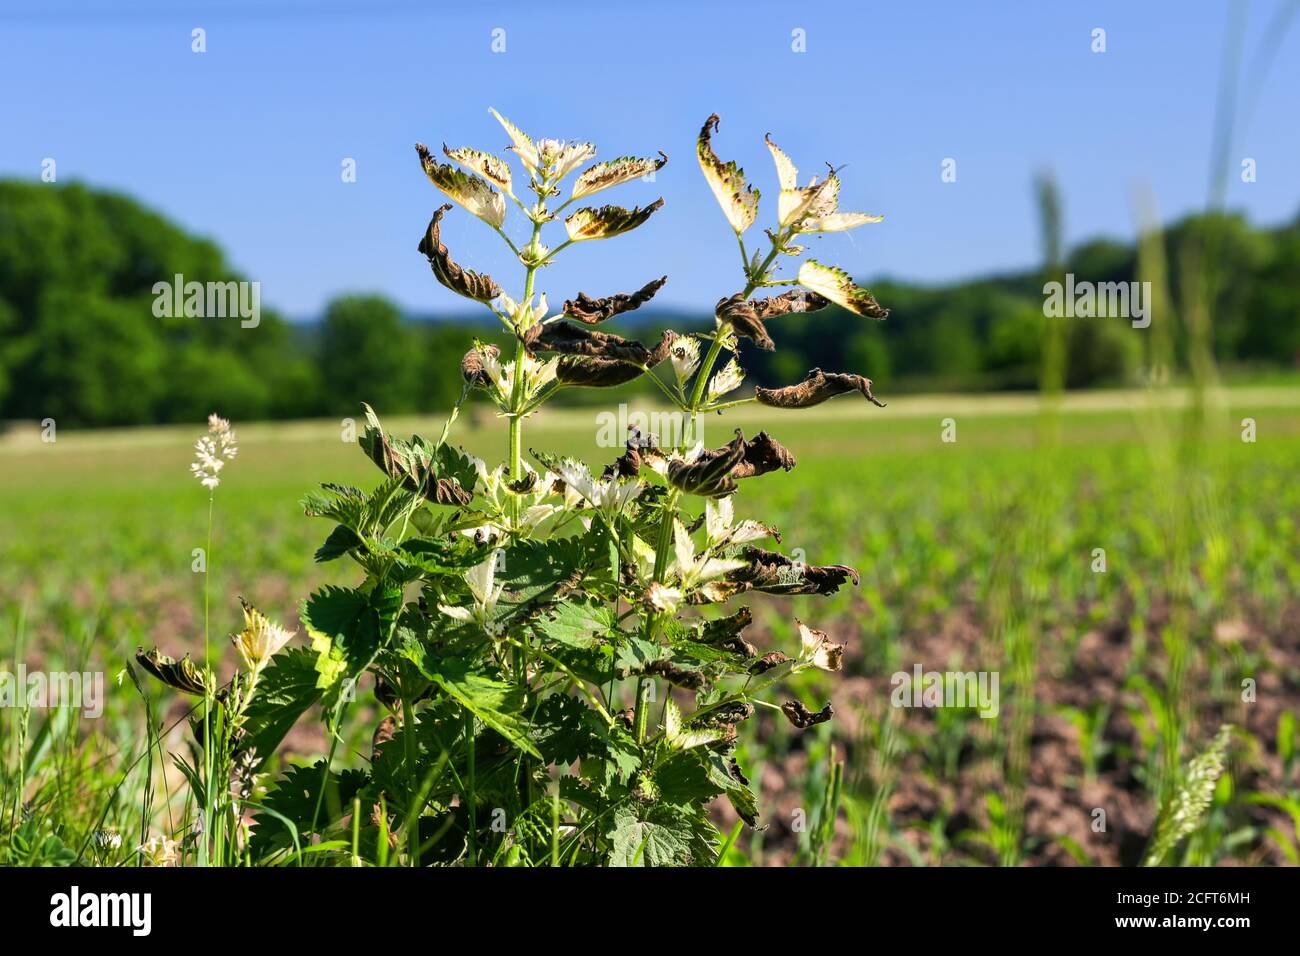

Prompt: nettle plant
[{"left": 144, "top": 110, "right": 889, "bottom": 867}]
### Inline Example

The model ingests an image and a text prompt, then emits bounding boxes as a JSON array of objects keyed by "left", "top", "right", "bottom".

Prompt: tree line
[{"left": 1, "top": 180, "right": 1296, "bottom": 427}]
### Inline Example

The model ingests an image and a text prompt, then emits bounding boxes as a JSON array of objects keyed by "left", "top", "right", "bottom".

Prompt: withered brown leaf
[
  {"left": 667, "top": 429, "right": 796, "bottom": 497},
  {"left": 750, "top": 288, "right": 830, "bottom": 319},
  {"left": 551, "top": 330, "right": 676, "bottom": 388},
  {"left": 563, "top": 275, "right": 668, "bottom": 324},
  {"left": 461, "top": 343, "right": 499, "bottom": 388},
  {"left": 728, "top": 546, "right": 860, "bottom": 596},
  {"left": 524, "top": 323, "right": 654, "bottom": 363},
  {"left": 781, "top": 700, "right": 834, "bottom": 729},
  {"left": 749, "top": 651, "right": 791, "bottom": 674},
  {"left": 754, "top": 367, "right": 885, "bottom": 409},
  {"left": 418, "top": 204, "right": 501, "bottom": 302},
  {"left": 715, "top": 293, "right": 773, "bottom": 351}
]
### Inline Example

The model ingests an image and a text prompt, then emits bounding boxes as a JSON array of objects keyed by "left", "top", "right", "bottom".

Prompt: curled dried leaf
[
  {"left": 461, "top": 343, "right": 500, "bottom": 388},
  {"left": 715, "top": 294, "right": 773, "bottom": 350},
  {"left": 553, "top": 331, "right": 676, "bottom": 388},
  {"left": 700, "top": 606, "right": 754, "bottom": 646},
  {"left": 564, "top": 199, "right": 664, "bottom": 241},
  {"left": 563, "top": 275, "right": 668, "bottom": 324},
  {"left": 750, "top": 288, "right": 830, "bottom": 319},
  {"left": 601, "top": 426, "right": 659, "bottom": 480},
  {"left": 755, "top": 367, "right": 884, "bottom": 409},
  {"left": 643, "top": 659, "right": 705, "bottom": 689},
  {"left": 667, "top": 432, "right": 747, "bottom": 498},
  {"left": 693, "top": 702, "right": 755, "bottom": 729},
  {"left": 506, "top": 472, "right": 538, "bottom": 494},
  {"left": 418, "top": 204, "right": 502, "bottom": 302},
  {"left": 728, "top": 757, "right": 751, "bottom": 788},
  {"left": 728, "top": 547, "right": 860, "bottom": 596},
  {"left": 781, "top": 700, "right": 834, "bottom": 729},
  {"left": 668, "top": 429, "right": 796, "bottom": 497},
  {"left": 749, "top": 651, "right": 790, "bottom": 674},
  {"left": 572, "top": 152, "right": 668, "bottom": 200},
  {"left": 729, "top": 431, "right": 796, "bottom": 479},
  {"left": 525, "top": 322, "right": 655, "bottom": 364},
  {"left": 796, "top": 259, "right": 889, "bottom": 318},
  {"left": 360, "top": 405, "right": 475, "bottom": 506},
  {"left": 135, "top": 648, "right": 208, "bottom": 696},
  {"left": 698, "top": 114, "right": 759, "bottom": 233}
]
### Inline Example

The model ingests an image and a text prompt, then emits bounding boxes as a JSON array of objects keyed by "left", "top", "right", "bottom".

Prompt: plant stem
[
  {"left": 633, "top": 490, "right": 681, "bottom": 743},
  {"left": 684, "top": 236, "right": 782, "bottom": 446},
  {"left": 507, "top": 219, "right": 543, "bottom": 525},
  {"left": 465, "top": 709, "right": 477, "bottom": 866},
  {"left": 200, "top": 490, "right": 215, "bottom": 866},
  {"left": 402, "top": 695, "right": 419, "bottom": 866}
]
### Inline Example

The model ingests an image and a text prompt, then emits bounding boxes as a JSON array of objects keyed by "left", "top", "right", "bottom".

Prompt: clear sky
[{"left": 3, "top": 0, "right": 1297, "bottom": 319}]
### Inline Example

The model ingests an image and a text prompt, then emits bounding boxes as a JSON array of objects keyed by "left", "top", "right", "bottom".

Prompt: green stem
[
  {"left": 633, "top": 490, "right": 681, "bottom": 743},
  {"left": 402, "top": 696, "right": 419, "bottom": 866},
  {"left": 684, "top": 233, "right": 783, "bottom": 446},
  {"left": 200, "top": 491, "right": 214, "bottom": 866},
  {"left": 465, "top": 709, "right": 477, "bottom": 866},
  {"left": 507, "top": 219, "right": 544, "bottom": 525}
]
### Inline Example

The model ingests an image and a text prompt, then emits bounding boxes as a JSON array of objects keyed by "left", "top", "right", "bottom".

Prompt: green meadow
[{"left": 2, "top": 385, "right": 1298, "bottom": 865}]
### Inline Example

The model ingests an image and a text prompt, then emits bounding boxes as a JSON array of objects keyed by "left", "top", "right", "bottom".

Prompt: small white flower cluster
[
  {"left": 670, "top": 335, "right": 701, "bottom": 386},
  {"left": 190, "top": 413, "right": 238, "bottom": 490},
  {"left": 705, "top": 357, "right": 745, "bottom": 405},
  {"left": 466, "top": 337, "right": 558, "bottom": 415},
  {"left": 553, "top": 458, "right": 640, "bottom": 525},
  {"left": 438, "top": 554, "right": 506, "bottom": 636},
  {"left": 637, "top": 496, "right": 773, "bottom": 614},
  {"left": 462, "top": 458, "right": 563, "bottom": 542}
]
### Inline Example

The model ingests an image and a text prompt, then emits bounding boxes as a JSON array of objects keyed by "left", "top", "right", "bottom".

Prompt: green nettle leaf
[
  {"left": 314, "top": 524, "right": 363, "bottom": 563},
  {"left": 607, "top": 803, "right": 713, "bottom": 867},
  {"left": 302, "top": 585, "right": 386, "bottom": 690},
  {"left": 239, "top": 647, "right": 325, "bottom": 771},
  {"left": 615, "top": 635, "right": 670, "bottom": 675},
  {"left": 249, "top": 761, "right": 370, "bottom": 859},
  {"left": 653, "top": 747, "right": 759, "bottom": 828},
  {"left": 530, "top": 693, "right": 600, "bottom": 766},
  {"left": 402, "top": 649, "right": 542, "bottom": 759},
  {"left": 796, "top": 260, "right": 889, "bottom": 319},
  {"left": 492, "top": 534, "right": 611, "bottom": 624},
  {"left": 564, "top": 200, "right": 664, "bottom": 242},
  {"left": 532, "top": 598, "right": 618, "bottom": 650},
  {"left": 302, "top": 483, "right": 367, "bottom": 530}
]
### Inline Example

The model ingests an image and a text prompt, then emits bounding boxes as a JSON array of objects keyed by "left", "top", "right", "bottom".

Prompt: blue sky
[{"left": 3, "top": 0, "right": 1297, "bottom": 319}]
